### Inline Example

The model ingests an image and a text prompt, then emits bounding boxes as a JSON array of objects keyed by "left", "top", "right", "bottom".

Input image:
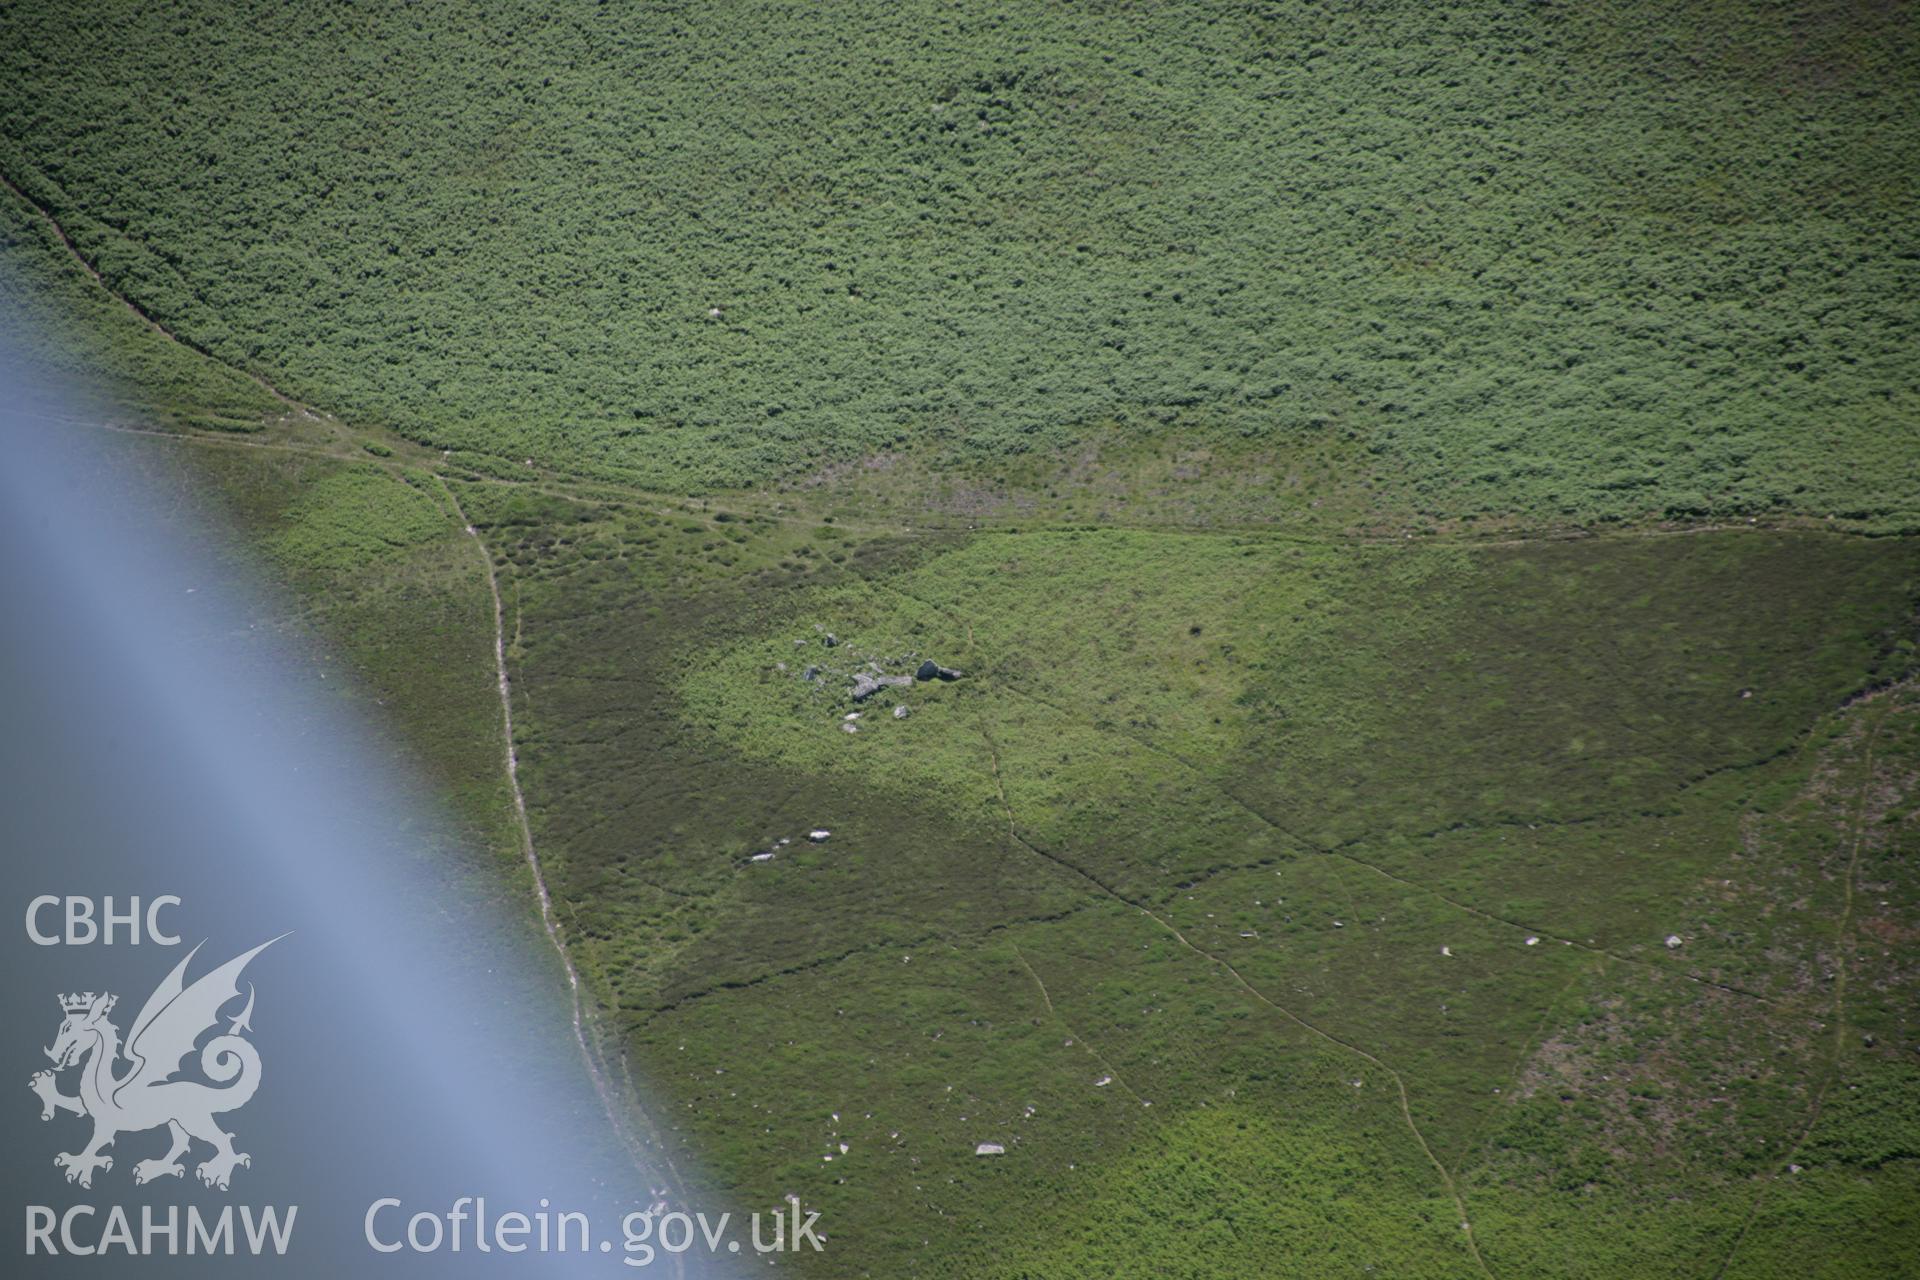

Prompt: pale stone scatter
[
  {"left": 1094, "top": 1075, "right": 1112, "bottom": 1087},
  {"left": 809, "top": 829, "right": 832, "bottom": 842},
  {"left": 1665, "top": 934, "right": 1684, "bottom": 949},
  {"left": 1441, "top": 945, "right": 1452, "bottom": 957},
  {"left": 1525, "top": 936, "right": 1540, "bottom": 946},
  {"left": 974, "top": 1143, "right": 1005, "bottom": 1157}
]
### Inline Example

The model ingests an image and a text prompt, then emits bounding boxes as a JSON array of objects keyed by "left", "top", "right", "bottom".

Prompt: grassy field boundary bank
[{"left": 1, "top": 163, "right": 304, "bottom": 410}]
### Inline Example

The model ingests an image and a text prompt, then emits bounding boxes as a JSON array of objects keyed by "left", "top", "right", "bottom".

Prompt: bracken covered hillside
[{"left": 2, "top": 0, "right": 1916, "bottom": 520}]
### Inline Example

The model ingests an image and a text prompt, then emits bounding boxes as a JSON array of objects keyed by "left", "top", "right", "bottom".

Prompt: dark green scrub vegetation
[{"left": 4, "top": 0, "right": 1917, "bottom": 523}]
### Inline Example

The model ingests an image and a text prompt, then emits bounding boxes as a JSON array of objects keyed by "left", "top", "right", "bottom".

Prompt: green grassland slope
[
  {"left": 5, "top": 2, "right": 1920, "bottom": 1278},
  {"left": 480, "top": 490, "right": 1918, "bottom": 1277}
]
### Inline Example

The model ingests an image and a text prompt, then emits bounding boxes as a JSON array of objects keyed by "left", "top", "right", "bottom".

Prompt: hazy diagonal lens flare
[{"left": 0, "top": 346, "right": 738, "bottom": 1276}]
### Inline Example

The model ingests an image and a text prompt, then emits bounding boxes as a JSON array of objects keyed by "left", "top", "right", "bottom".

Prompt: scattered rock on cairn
[{"left": 851, "top": 672, "right": 914, "bottom": 702}]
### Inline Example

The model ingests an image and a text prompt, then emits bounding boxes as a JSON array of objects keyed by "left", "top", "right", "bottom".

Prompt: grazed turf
[{"left": 444, "top": 480, "right": 1917, "bottom": 1276}]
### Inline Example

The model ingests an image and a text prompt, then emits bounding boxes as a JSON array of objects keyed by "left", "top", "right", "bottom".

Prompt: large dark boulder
[{"left": 916, "top": 659, "right": 964, "bottom": 682}]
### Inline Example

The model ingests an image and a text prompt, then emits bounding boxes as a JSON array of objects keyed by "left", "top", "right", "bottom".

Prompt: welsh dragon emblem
[{"left": 29, "top": 937, "right": 283, "bottom": 1190}]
